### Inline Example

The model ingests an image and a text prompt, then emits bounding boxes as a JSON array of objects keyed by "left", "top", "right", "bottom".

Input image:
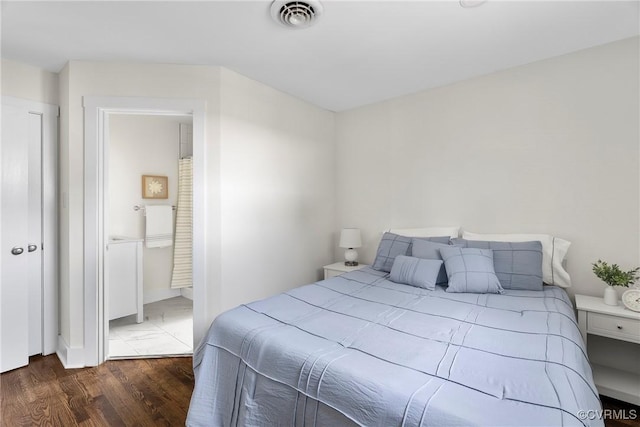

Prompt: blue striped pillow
[
  {"left": 451, "top": 239, "right": 543, "bottom": 291},
  {"left": 390, "top": 256, "right": 443, "bottom": 290},
  {"left": 373, "top": 232, "right": 449, "bottom": 273},
  {"left": 440, "top": 247, "right": 504, "bottom": 294}
]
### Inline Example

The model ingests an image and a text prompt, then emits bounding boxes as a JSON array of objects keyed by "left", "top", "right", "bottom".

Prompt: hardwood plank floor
[
  {"left": 1, "top": 355, "right": 638, "bottom": 426},
  {"left": 1, "top": 355, "right": 193, "bottom": 426},
  {"left": 601, "top": 396, "right": 640, "bottom": 427}
]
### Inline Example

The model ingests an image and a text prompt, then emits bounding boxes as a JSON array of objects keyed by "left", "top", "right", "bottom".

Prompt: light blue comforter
[{"left": 187, "top": 267, "right": 602, "bottom": 426}]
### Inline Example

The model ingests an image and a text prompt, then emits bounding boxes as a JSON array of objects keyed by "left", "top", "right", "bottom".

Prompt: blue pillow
[
  {"left": 410, "top": 239, "right": 453, "bottom": 285},
  {"left": 439, "top": 247, "right": 504, "bottom": 294},
  {"left": 372, "top": 233, "right": 412, "bottom": 272},
  {"left": 413, "top": 236, "right": 451, "bottom": 245},
  {"left": 451, "top": 239, "right": 543, "bottom": 291},
  {"left": 373, "top": 233, "right": 450, "bottom": 273},
  {"left": 389, "top": 256, "right": 443, "bottom": 290}
]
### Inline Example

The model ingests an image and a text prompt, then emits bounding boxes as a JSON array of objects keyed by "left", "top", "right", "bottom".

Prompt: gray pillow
[
  {"left": 439, "top": 247, "right": 504, "bottom": 294},
  {"left": 389, "top": 256, "right": 443, "bottom": 290},
  {"left": 373, "top": 233, "right": 450, "bottom": 273},
  {"left": 372, "top": 233, "right": 412, "bottom": 272},
  {"left": 410, "top": 239, "right": 453, "bottom": 285},
  {"left": 451, "top": 238, "right": 543, "bottom": 291},
  {"left": 413, "top": 236, "right": 451, "bottom": 245}
]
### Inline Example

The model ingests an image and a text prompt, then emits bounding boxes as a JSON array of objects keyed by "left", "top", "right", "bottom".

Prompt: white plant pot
[{"left": 603, "top": 285, "right": 618, "bottom": 306}]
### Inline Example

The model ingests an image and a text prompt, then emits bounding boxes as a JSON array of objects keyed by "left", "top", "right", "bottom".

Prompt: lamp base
[{"left": 344, "top": 248, "right": 358, "bottom": 267}]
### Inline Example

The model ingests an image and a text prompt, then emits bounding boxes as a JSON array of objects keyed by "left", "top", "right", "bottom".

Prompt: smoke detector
[{"left": 270, "top": 0, "right": 323, "bottom": 29}]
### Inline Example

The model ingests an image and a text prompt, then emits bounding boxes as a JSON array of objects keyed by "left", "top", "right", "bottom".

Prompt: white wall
[
  {"left": 219, "top": 68, "right": 336, "bottom": 311},
  {"left": 36, "top": 36, "right": 640, "bottom": 365},
  {"left": 58, "top": 62, "right": 336, "bottom": 361},
  {"left": 59, "top": 62, "right": 222, "bottom": 350},
  {"left": 58, "top": 64, "right": 70, "bottom": 346},
  {"left": 1, "top": 59, "right": 59, "bottom": 105},
  {"left": 335, "top": 37, "right": 639, "bottom": 301},
  {"left": 109, "top": 114, "right": 187, "bottom": 301}
]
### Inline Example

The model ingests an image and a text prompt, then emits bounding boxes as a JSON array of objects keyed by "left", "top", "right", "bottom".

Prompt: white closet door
[
  {"left": 1, "top": 97, "right": 57, "bottom": 373},
  {"left": 1, "top": 104, "right": 30, "bottom": 372},
  {"left": 27, "top": 112, "right": 43, "bottom": 356}
]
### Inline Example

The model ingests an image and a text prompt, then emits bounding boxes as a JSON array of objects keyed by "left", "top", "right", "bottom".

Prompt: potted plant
[{"left": 592, "top": 260, "right": 640, "bottom": 306}]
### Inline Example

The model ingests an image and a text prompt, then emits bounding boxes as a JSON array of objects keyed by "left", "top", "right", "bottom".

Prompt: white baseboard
[
  {"left": 180, "top": 287, "right": 193, "bottom": 300},
  {"left": 56, "top": 335, "right": 85, "bottom": 369},
  {"left": 143, "top": 288, "right": 182, "bottom": 304}
]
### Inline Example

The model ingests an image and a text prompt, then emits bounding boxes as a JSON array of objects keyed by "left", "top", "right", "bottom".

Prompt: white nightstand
[
  {"left": 575, "top": 294, "right": 640, "bottom": 405},
  {"left": 323, "top": 262, "right": 368, "bottom": 280}
]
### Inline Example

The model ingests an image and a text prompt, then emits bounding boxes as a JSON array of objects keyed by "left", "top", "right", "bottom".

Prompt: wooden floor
[
  {"left": 1, "top": 355, "right": 194, "bottom": 426},
  {"left": 600, "top": 396, "right": 640, "bottom": 427},
  {"left": 1, "top": 354, "right": 639, "bottom": 426}
]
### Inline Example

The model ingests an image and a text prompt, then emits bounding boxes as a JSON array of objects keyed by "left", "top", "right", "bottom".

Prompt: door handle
[
  {"left": 28, "top": 244, "right": 38, "bottom": 253},
  {"left": 11, "top": 247, "right": 24, "bottom": 256}
]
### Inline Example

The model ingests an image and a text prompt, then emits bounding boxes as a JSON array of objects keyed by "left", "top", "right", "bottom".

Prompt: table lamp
[{"left": 339, "top": 228, "right": 362, "bottom": 266}]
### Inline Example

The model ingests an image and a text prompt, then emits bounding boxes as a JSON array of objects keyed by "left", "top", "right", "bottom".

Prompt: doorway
[
  {"left": 107, "top": 114, "right": 193, "bottom": 358},
  {"left": 83, "top": 97, "right": 206, "bottom": 366}
]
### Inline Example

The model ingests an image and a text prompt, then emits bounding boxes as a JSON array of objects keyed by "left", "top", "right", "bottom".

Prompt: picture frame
[{"left": 142, "top": 175, "right": 168, "bottom": 199}]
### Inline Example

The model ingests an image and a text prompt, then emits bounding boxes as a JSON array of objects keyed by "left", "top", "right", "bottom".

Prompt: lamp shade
[{"left": 339, "top": 228, "right": 362, "bottom": 249}]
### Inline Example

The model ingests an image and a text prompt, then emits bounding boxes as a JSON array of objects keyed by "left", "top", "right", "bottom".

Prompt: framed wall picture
[{"left": 142, "top": 175, "right": 168, "bottom": 199}]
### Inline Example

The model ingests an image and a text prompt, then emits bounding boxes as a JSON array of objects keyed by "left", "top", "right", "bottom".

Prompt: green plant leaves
[{"left": 592, "top": 259, "right": 640, "bottom": 287}]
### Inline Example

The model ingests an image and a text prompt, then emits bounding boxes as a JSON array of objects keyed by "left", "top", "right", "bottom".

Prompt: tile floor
[{"left": 108, "top": 296, "right": 193, "bottom": 358}]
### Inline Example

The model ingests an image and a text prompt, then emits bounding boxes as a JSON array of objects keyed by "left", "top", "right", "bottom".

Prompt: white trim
[
  {"left": 83, "top": 96, "right": 207, "bottom": 366},
  {"left": 1, "top": 96, "right": 58, "bottom": 116},
  {"left": 143, "top": 288, "right": 182, "bottom": 305},
  {"left": 1, "top": 96, "right": 59, "bottom": 357},
  {"left": 56, "top": 335, "right": 84, "bottom": 369}
]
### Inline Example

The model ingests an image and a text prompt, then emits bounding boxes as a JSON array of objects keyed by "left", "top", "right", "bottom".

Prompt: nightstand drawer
[{"left": 588, "top": 312, "right": 640, "bottom": 344}]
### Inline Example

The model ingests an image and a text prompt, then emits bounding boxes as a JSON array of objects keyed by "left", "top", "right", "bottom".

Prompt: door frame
[
  {"left": 1, "top": 96, "right": 59, "bottom": 359},
  {"left": 83, "top": 96, "right": 206, "bottom": 365}
]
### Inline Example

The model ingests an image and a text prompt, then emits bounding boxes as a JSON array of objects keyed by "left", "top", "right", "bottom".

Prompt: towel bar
[{"left": 133, "top": 205, "right": 176, "bottom": 211}]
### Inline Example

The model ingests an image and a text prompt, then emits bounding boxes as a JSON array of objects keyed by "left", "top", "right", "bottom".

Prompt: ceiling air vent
[
  {"left": 270, "top": 0, "right": 324, "bottom": 29},
  {"left": 459, "top": 0, "right": 487, "bottom": 8}
]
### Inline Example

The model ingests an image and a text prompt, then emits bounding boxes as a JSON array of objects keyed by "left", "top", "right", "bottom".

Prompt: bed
[{"left": 187, "top": 267, "right": 602, "bottom": 426}]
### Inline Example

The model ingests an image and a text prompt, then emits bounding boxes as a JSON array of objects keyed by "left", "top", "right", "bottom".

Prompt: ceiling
[{"left": 2, "top": 1, "right": 638, "bottom": 112}]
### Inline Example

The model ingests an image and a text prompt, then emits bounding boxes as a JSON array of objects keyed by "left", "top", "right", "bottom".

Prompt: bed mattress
[{"left": 187, "top": 267, "right": 602, "bottom": 426}]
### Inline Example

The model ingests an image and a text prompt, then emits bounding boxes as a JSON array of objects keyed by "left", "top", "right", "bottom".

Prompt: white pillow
[
  {"left": 462, "top": 231, "right": 571, "bottom": 288},
  {"left": 388, "top": 227, "right": 460, "bottom": 238}
]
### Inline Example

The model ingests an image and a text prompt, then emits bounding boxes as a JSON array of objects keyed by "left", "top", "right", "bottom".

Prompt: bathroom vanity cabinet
[{"left": 108, "top": 237, "right": 144, "bottom": 323}]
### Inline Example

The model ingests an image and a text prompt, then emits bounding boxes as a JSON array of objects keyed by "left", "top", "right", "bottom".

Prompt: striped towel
[
  {"left": 145, "top": 205, "right": 173, "bottom": 248},
  {"left": 171, "top": 158, "right": 193, "bottom": 288}
]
